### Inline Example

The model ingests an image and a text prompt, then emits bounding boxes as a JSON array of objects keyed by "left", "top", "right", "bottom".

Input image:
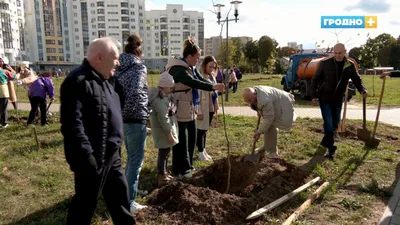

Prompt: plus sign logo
[
  {"left": 365, "top": 16, "right": 377, "bottom": 28},
  {"left": 321, "top": 16, "right": 378, "bottom": 29}
]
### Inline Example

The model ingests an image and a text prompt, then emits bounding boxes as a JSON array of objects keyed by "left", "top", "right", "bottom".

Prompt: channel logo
[{"left": 321, "top": 16, "right": 377, "bottom": 29}]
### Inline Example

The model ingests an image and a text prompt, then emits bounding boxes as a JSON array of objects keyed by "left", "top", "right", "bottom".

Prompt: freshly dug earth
[{"left": 136, "top": 155, "right": 310, "bottom": 225}]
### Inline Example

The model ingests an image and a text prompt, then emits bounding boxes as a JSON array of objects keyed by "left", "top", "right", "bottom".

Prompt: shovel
[
  {"left": 338, "top": 81, "right": 350, "bottom": 133},
  {"left": 357, "top": 95, "right": 372, "bottom": 141},
  {"left": 366, "top": 76, "right": 386, "bottom": 148},
  {"left": 244, "top": 114, "right": 262, "bottom": 162}
]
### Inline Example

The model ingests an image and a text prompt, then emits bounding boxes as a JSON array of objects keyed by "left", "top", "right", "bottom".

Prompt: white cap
[{"left": 157, "top": 71, "right": 175, "bottom": 88}]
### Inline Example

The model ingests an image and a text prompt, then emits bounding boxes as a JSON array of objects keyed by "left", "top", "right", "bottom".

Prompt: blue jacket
[{"left": 114, "top": 53, "right": 151, "bottom": 123}]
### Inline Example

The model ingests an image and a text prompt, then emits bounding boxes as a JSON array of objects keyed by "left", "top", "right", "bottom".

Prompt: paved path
[
  {"left": 10, "top": 103, "right": 400, "bottom": 127},
  {"left": 220, "top": 106, "right": 400, "bottom": 127},
  {"left": 8, "top": 102, "right": 400, "bottom": 223}
]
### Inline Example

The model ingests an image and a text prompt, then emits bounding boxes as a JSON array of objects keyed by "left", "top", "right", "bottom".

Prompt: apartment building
[
  {"left": 26, "top": 1, "right": 204, "bottom": 70},
  {"left": 0, "top": 0, "right": 27, "bottom": 65},
  {"left": 25, "top": 0, "right": 145, "bottom": 70},
  {"left": 141, "top": 4, "right": 204, "bottom": 70},
  {"left": 25, "top": 0, "right": 73, "bottom": 71},
  {"left": 204, "top": 36, "right": 252, "bottom": 58},
  {"left": 68, "top": 0, "right": 145, "bottom": 64}
]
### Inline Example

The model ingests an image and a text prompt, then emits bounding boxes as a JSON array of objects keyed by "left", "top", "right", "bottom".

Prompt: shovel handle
[
  {"left": 372, "top": 76, "right": 386, "bottom": 138},
  {"left": 252, "top": 115, "right": 262, "bottom": 153},
  {"left": 362, "top": 95, "right": 366, "bottom": 129}
]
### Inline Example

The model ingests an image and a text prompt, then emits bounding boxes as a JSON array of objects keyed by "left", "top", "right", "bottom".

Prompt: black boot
[{"left": 324, "top": 146, "right": 337, "bottom": 160}]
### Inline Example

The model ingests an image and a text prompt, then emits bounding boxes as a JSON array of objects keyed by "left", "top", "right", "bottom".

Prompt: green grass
[
  {"left": 0, "top": 110, "right": 399, "bottom": 224},
  {"left": 14, "top": 74, "right": 400, "bottom": 108}
]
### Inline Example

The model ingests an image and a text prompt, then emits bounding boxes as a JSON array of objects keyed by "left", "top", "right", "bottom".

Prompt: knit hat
[{"left": 158, "top": 71, "right": 175, "bottom": 88}]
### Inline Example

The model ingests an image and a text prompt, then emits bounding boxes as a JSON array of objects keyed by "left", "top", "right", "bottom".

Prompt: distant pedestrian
[{"left": 27, "top": 72, "right": 55, "bottom": 126}]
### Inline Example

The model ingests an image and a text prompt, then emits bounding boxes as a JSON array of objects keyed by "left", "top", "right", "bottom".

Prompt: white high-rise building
[
  {"left": 68, "top": 0, "right": 145, "bottom": 64},
  {"left": 25, "top": 0, "right": 73, "bottom": 71},
  {"left": 0, "top": 0, "right": 28, "bottom": 65},
  {"left": 142, "top": 4, "right": 204, "bottom": 70}
]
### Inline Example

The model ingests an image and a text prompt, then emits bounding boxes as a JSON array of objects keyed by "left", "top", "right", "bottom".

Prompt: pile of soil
[{"left": 136, "top": 155, "right": 310, "bottom": 225}]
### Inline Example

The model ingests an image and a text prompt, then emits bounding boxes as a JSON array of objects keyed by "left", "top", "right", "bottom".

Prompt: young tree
[{"left": 258, "top": 35, "right": 275, "bottom": 72}]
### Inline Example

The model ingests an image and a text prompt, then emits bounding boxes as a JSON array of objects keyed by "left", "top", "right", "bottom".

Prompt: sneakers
[
  {"left": 130, "top": 201, "right": 147, "bottom": 214},
  {"left": 198, "top": 152, "right": 210, "bottom": 161},
  {"left": 1, "top": 124, "right": 8, "bottom": 128},
  {"left": 203, "top": 149, "right": 213, "bottom": 160},
  {"left": 182, "top": 171, "right": 192, "bottom": 178},
  {"left": 198, "top": 150, "right": 213, "bottom": 161}
]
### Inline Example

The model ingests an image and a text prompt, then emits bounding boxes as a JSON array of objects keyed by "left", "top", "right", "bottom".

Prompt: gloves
[{"left": 16, "top": 80, "right": 23, "bottom": 86}]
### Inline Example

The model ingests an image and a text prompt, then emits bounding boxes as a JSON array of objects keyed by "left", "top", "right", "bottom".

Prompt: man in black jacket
[
  {"left": 311, "top": 43, "right": 368, "bottom": 160},
  {"left": 60, "top": 37, "right": 135, "bottom": 224}
]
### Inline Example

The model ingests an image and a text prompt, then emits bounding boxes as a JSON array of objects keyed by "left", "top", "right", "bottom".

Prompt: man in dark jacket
[
  {"left": 60, "top": 37, "right": 135, "bottom": 225},
  {"left": 311, "top": 43, "right": 367, "bottom": 160}
]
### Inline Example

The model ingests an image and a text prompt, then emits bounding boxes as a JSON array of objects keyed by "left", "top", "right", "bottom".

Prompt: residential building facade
[
  {"left": 204, "top": 36, "right": 252, "bottom": 59},
  {"left": 25, "top": 1, "right": 204, "bottom": 71},
  {"left": 25, "top": 0, "right": 73, "bottom": 71},
  {"left": 68, "top": 0, "right": 145, "bottom": 64},
  {"left": 142, "top": 4, "right": 204, "bottom": 71},
  {"left": 0, "top": 0, "right": 27, "bottom": 65}
]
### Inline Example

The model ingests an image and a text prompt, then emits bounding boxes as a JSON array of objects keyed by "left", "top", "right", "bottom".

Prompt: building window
[
  {"left": 1, "top": 13, "right": 13, "bottom": 49},
  {"left": 97, "top": 2, "right": 104, "bottom": 7},
  {"left": 121, "top": 2, "right": 128, "bottom": 7},
  {"left": 130, "top": 11, "right": 135, "bottom": 15},
  {"left": 97, "top": 9, "right": 104, "bottom": 14},
  {"left": 130, "top": 4, "right": 135, "bottom": 8},
  {"left": 121, "top": 9, "right": 129, "bottom": 15}
]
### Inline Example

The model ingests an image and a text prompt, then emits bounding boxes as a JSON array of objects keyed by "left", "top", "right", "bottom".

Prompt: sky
[{"left": 145, "top": 0, "right": 400, "bottom": 49}]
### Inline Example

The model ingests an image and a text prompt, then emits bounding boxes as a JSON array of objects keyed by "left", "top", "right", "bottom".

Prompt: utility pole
[{"left": 214, "top": 1, "right": 242, "bottom": 102}]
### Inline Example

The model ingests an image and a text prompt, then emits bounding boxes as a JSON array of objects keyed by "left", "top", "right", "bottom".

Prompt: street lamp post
[{"left": 214, "top": 1, "right": 242, "bottom": 102}]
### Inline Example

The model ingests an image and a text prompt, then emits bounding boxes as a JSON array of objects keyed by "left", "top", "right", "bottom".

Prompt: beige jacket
[
  {"left": 197, "top": 73, "right": 218, "bottom": 131},
  {"left": 254, "top": 86, "right": 296, "bottom": 133},
  {"left": 165, "top": 58, "right": 194, "bottom": 122}
]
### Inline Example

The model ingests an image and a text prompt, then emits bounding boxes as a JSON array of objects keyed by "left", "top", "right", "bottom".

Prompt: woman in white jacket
[{"left": 196, "top": 56, "right": 219, "bottom": 161}]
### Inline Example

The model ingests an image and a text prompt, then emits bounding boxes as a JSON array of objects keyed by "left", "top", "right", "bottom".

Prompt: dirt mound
[{"left": 136, "top": 155, "right": 310, "bottom": 225}]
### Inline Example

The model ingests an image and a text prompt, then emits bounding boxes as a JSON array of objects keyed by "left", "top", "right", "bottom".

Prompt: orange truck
[{"left": 281, "top": 53, "right": 358, "bottom": 100}]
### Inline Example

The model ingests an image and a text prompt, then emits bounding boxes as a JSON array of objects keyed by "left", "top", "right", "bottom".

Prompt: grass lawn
[
  {"left": 0, "top": 110, "right": 399, "bottom": 224},
  {"left": 14, "top": 73, "right": 400, "bottom": 109}
]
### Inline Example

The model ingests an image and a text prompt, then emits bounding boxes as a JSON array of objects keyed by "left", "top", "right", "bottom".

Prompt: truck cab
[{"left": 281, "top": 53, "right": 356, "bottom": 101}]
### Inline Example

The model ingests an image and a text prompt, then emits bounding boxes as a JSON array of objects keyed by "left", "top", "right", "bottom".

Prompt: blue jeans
[
  {"left": 123, "top": 123, "right": 147, "bottom": 202},
  {"left": 319, "top": 100, "right": 342, "bottom": 148}
]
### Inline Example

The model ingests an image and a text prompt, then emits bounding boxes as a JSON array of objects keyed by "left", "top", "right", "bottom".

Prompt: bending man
[{"left": 242, "top": 86, "right": 296, "bottom": 158}]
